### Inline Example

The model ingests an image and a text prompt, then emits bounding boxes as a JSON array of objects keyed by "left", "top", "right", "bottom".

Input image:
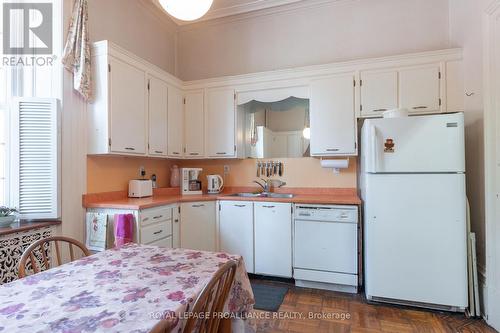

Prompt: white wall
[
  {"left": 60, "top": 0, "right": 87, "bottom": 242},
  {"left": 88, "top": 0, "right": 177, "bottom": 75},
  {"left": 177, "top": 0, "right": 450, "bottom": 80},
  {"left": 449, "top": 0, "right": 491, "bottom": 283},
  {"left": 60, "top": 0, "right": 177, "bottom": 242}
]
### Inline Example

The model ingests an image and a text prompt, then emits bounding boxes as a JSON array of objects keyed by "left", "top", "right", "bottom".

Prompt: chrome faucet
[
  {"left": 253, "top": 178, "right": 287, "bottom": 193},
  {"left": 253, "top": 178, "right": 271, "bottom": 193}
]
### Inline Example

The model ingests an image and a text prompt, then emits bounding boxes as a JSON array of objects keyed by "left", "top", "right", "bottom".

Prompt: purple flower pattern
[{"left": 0, "top": 244, "right": 254, "bottom": 332}]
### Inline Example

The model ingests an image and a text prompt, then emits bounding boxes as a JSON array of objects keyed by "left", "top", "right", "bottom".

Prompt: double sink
[{"left": 228, "top": 192, "right": 294, "bottom": 199}]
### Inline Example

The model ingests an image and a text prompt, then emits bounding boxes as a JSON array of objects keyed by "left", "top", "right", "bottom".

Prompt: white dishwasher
[{"left": 293, "top": 204, "right": 359, "bottom": 293}]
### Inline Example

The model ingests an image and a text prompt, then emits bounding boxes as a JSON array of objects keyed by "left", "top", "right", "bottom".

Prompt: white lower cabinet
[
  {"left": 180, "top": 201, "right": 217, "bottom": 251},
  {"left": 138, "top": 205, "right": 176, "bottom": 248},
  {"left": 172, "top": 205, "right": 180, "bottom": 248},
  {"left": 219, "top": 201, "right": 254, "bottom": 273},
  {"left": 254, "top": 202, "right": 293, "bottom": 278}
]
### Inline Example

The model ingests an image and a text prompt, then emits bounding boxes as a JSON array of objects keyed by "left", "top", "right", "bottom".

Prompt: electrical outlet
[
  {"left": 139, "top": 166, "right": 146, "bottom": 178},
  {"left": 223, "top": 165, "right": 230, "bottom": 175}
]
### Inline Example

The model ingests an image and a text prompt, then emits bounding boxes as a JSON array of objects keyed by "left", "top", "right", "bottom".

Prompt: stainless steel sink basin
[
  {"left": 228, "top": 192, "right": 263, "bottom": 198},
  {"left": 228, "top": 192, "right": 294, "bottom": 199},
  {"left": 266, "top": 193, "right": 294, "bottom": 199}
]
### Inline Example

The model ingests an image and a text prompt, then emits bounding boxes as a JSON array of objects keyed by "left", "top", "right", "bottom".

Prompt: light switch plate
[{"left": 223, "top": 165, "right": 230, "bottom": 175}]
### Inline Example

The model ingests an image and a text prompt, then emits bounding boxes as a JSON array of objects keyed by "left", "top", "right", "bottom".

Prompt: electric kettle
[{"left": 207, "top": 174, "right": 224, "bottom": 194}]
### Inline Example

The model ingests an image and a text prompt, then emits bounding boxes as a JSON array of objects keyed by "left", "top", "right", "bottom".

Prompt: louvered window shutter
[{"left": 10, "top": 98, "right": 61, "bottom": 220}]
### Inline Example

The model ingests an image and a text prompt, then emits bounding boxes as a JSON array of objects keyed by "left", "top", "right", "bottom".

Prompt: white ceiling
[{"left": 153, "top": 0, "right": 304, "bottom": 25}]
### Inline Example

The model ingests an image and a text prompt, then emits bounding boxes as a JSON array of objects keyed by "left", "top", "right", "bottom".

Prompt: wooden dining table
[{"left": 0, "top": 243, "right": 255, "bottom": 333}]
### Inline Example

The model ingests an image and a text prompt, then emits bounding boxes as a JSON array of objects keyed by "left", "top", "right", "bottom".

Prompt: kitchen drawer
[
  {"left": 141, "top": 220, "right": 172, "bottom": 244},
  {"left": 147, "top": 235, "right": 173, "bottom": 248},
  {"left": 140, "top": 207, "right": 172, "bottom": 227}
]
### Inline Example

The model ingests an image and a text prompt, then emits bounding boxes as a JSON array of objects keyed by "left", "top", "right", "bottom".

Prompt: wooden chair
[
  {"left": 18, "top": 236, "right": 91, "bottom": 278},
  {"left": 183, "top": 260, "right": 238, "bottom": 333}
]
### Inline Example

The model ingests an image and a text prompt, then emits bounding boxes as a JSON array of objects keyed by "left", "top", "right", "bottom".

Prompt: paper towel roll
[{"left": 320, "top": 159, "right": 349, "bottom": 170}]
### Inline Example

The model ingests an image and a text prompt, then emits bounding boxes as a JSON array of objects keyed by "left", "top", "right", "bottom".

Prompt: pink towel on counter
[{"left": 114, "top": 214, "right": 134, "bottom": 247}]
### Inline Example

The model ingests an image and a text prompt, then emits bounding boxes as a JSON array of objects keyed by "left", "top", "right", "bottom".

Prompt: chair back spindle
[{"left": 19, "top": 236, "right": 91, "bottom": 278}]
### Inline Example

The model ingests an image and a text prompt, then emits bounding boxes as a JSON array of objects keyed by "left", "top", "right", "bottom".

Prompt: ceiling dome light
[{"left": 159, "top": 0, "right": 213, "bottom": 21}]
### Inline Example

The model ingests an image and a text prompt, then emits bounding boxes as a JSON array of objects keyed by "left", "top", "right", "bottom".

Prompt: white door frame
[{"left": 484, "top": 0, "right": 500, "bottom": 330}]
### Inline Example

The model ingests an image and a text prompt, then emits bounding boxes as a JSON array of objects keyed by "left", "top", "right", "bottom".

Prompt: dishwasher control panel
[{"left": 294, "top": 204, "right": 358, "bottom": 223}]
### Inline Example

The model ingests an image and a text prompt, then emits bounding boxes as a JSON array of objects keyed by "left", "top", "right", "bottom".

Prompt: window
[{"left": 0, "top": 0, "right": 62, "bottom": 218}]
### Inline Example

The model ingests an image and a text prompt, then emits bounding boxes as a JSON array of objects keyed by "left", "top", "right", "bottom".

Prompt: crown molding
[
  {"left": 182, "top": 48, "right": 462, "bottom": 89},
  {"left": 149, "top": 0, "right": 351, "bottom": 30},
  {"left": 152, "top": 0, "right": 304, "bottom": 25}
]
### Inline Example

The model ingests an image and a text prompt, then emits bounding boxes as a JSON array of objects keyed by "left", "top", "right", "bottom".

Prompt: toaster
[{"left": 128, "top": 179, "right": 153, "bottom": 198}]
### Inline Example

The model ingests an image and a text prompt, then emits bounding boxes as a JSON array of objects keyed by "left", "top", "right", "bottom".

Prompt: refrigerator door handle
[{"left": 369, "top": 124, "right": 380, "bottom": 172}]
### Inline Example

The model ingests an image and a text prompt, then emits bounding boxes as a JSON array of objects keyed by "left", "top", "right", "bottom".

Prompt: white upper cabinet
[
  {"left": 89, "top": 42, "right": 462, "bottom": 158},
  {"left": 310, "top": 74, "right": 357, "bottom": 156},
  {"left": 205, "top": 87, "right": 236, "bottom": 158},
  {"left": 399, "top": 65, "right": 441, "bottom": 113},
  {"left": 109, "top": 57, "right": 148, "bottom": 155},
  {"left": 167, "top": 86, "right": 184, "bottom": 158},
  {"left": 360, "top": 69, "right": 398, "bottom": 117},
  {"left": 184, "top": 90, "right": 205, "bottom": 158},
  {"left": 88, "top": 42, "right": 180, "bottom": 157},
  {"left": 148, "top": 76, "right": 168, "bottom": 156},
  {"left": 445, "top": 60, "right": 465, "bottom": 112}
]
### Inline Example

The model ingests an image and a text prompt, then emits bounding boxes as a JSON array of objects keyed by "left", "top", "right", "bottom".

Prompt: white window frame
[
  {"left": 0, "top": 0, "right": 62, "bottom": 217},
  {"left": 0, "top": 108, "right": 10, "bottom": 207}
]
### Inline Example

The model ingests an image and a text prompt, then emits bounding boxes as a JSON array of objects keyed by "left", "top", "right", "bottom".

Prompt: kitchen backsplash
[{"left": 87, "top": 156, "right": 357, "bottom": 193}]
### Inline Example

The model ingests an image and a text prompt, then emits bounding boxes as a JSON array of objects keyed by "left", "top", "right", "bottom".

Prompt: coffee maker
[{"left": 181, "top": 168, "right": 203, "bottom": 195}]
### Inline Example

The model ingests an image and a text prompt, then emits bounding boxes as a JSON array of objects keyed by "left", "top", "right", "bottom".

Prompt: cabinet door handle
[
  {"left": 326, "top": 148, "right": 339, "bottom": 152},
  {"left": 412, "top": 106, "right": 428, "bottom": 110},
  {"left": 189, "top": 153, "right": 200, "bottom": 156},
  {"left": 216, "top": 152, "right": 227, "bottom": 155},
  {"left": 153, "top": 215, "right": 163, "bottom": 220},
  {"left": 373, "top": 108, "right": 387, "bottom": 112},
  {"left": 174, "top": 219, "right": 179, "bottom": 223},
  {"left": 153, "top": 230, "right": 163, "bottom": 235},
  {"left": 154, "top": 150, "right": 163, "bottom": 154},
  {"left": 142, "top": 217, "right": 150, "bottom": 221},
  {"left": 125, "top": 147, "right": 136, "bottom": 151},
  {"left": 192, "top": 204, "right": 205, "bottom": 208},
  {"left": 234, "top": 204, "right": 246, "bottom": 208},
  {"left": 172, "top": 152, "right": 180, "bottom": 155},
  {"left": 262, "top": 205, "right": 275, "bottom": 209}
]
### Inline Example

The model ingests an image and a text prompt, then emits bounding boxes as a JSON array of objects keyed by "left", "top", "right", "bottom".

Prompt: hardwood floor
[{"left": 247, "top": 280, "right": 496, "bottom": 333}]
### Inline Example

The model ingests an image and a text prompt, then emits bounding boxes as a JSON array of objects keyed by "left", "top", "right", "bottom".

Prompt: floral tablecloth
[{"left": 0, "top": 243, "right": 255, "bottom": 333}]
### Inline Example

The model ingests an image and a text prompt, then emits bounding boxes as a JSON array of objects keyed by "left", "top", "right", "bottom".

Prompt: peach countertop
[{"left": 83, "top": 187, "right": 361, "bottom": 210}]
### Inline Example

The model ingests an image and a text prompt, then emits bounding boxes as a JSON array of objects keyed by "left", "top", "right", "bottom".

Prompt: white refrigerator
[{"left": 360, "top": 112, "right": 468, "bottom": 311}]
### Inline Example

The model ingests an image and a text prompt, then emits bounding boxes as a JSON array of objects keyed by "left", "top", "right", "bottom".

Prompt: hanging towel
[
  {"left": 85, "top": 212, "right": 108, "bottom": 252},
  {"left": 114, "top": 214, "right": 134, "bottom": 247},
  {"left": 62, "top": 0, "right": 91, "bottom": 101}
]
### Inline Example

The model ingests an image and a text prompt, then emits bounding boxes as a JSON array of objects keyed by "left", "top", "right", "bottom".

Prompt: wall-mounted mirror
[{"left": 238, "top": 97, "right": 310, "bottom": 159}]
